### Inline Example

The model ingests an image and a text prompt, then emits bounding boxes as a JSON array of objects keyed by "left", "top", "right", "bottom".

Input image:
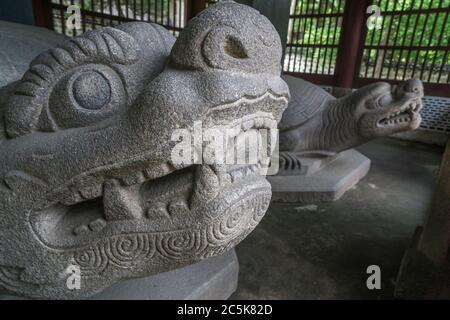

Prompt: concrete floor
[{"left": 231, "top": 138, "right": 444, "bottom": 299}]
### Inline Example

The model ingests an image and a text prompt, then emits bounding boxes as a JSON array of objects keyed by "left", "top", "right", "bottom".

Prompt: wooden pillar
[
  {"left": 185, "top": 0, "right": 207, "bottom": 21},
  {"left": 32, "top": 0, "right": 53, "bottom": 29},
  {"left": 334, "top": 0, "right": 371, "bottom": 88}
]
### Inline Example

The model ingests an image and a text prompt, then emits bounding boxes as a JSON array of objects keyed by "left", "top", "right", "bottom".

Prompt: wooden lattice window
[
  {"left": 205, "top": 0, "right": 218, "bottom": 7},
  {"left": 358, "top": 0, "right": 450, "bottom": 85},
  {"left": 31, "top": 0, "right": 450, "bottom": 96},
  {"left": 46, "top": 0, "right": 190, "bottom": 37},
  {"left": 284, "top": 0, "right": 346, "bottom": 76}
]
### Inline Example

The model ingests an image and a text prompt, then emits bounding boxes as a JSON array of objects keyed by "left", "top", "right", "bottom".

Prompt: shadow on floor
[{"left": 231, "top": 137, "right": 444, "bottom": 299}]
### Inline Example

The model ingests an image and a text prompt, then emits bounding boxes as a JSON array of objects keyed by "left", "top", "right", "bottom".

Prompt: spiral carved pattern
[
  {"left": 207, "top": 200, "right": 252, "bottom": 246},
  {"left": 156, "top": 229, "right": 208, "bottom": 260},
  {"left": 250, "top": 193, "right": 271, "bottom": 228},
  {"left": 105, "top": 234, "right": 156, "bottom": 268},
  {"left": 72, "top": 191, "right": 270, "bottom": 277},
  {"left": 73, "top": 245, "right": 109, "bottom": 276}
]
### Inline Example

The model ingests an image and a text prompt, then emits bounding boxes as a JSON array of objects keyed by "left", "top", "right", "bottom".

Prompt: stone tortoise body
[
  {"left": 0, "top": 1, "right": 289, "bottom": 299},
  {"left": 279, "top": 75, "right": 424, "bottom": 155}
]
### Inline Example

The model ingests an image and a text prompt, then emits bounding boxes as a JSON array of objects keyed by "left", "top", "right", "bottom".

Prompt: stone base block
[
  {"left": 269, "top": 149, "right": 371, "bottom": 203},
  {"left": 0, "top": 249, "right": 239, "bottom": 300}
]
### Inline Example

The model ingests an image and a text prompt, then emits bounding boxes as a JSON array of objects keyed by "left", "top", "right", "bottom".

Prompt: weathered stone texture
[{"left": 0, "top": 1, "right": 288, "bottom": 299}]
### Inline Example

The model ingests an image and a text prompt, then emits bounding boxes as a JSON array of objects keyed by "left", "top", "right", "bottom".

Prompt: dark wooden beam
[
  {"left": 334, "top": 0, "right": 372, "bottom": 88},
  {"left": 32, "top": 0, "right": 53, "bottom": 29},
  {"left": 49, "top": 2, "right": 185, "bottom": 32},
  {"left": 185, "top": 0, "right": 207, "bottom": 21}
]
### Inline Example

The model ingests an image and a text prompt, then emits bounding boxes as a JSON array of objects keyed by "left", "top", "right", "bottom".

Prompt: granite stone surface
[
  {"left": 0, "top": 21, "right": 66, "bottom": 88},
  {"left": 269, "top": 149, "right": 371, "bottom": 202},
  {"left": 0, "top": 250, "right": 239, "bottom": 300},
  {"left": 0, "top": 1, "right": 289, "bottom": 299}
]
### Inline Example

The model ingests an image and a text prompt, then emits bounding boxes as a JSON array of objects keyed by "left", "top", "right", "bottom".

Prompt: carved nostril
[
  {"left": 224, "top": 36, "right": 248, "bottom": 59},
  {"left": 402, "top": 79, "right": 423, "bottom": 95}
]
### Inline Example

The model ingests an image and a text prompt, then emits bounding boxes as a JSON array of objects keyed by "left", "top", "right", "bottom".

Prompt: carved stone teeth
[
  {"left": 228, "top": 125, "right": 241, "bottom": 139},
  {"left": 254, "top": 117, "right": 264, "bottom": 128},
  {"left": 88, "top": 218, "right": 106, "bottom": 232},
  {"left": 79, "top": 184, "right": 102, "bottom": 200},
  {"left": 121, "top": 171, "right": 146, "bottom": 186},
  {"left": 73, "top": 219, "right": 106, "bottom": 236},
  {"left": 223, "top": 172, "right": 232, "bottom": 184},
  {"left": 228, "top": 165, "right": 257, "bottom": 182},
  {"left": 103, "top": 180, "right": 142, "bottom": 220},
  {"left": 264, "top": 118, "right": 276, "bottom": 128},
  {"left": 168, "top": 199, "right": 189, "bottom": 215},
  {"left": 190, "top": 165, "right": 219, "bottom": 209},
  {"left": 73, "top": 225, "right": 89, "bottom": 236},
  {"left": 43, "top": 188, "right": 66, "bottom": 204},
  {"left": 146, "top": 202, "right": 169, "bottom": 219},
  {"left": 60, "top": 191, "right": 83, "bottom": 206},
  {"left": 242, "top": 119, "right": 253, "bottom": 131},
  {"left": 214, "top": 169, "right": 231, "bottom": 185},
  {"left": 230, "top": 170, "right": 243, "bottom": 182},
  {"left": 143, "top": 162, "right": 175, "bottom": 180}
]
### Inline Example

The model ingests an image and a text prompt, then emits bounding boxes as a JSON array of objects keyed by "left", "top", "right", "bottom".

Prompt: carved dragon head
[
  {"left": 0, "top": 1, "right": 289, "bottom": 299},
  {"left": 353, "top": 79, "right": 423, "bottom": 139}
]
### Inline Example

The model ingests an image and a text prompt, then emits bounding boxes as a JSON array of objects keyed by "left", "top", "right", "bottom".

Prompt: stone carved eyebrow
[{"left": 5, "top": 27, "right": 140, "bottom": 138}]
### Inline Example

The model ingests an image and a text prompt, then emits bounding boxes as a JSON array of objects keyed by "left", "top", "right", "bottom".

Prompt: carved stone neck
[{"left": 294, "top": 97, "right": 364, "bottom": 153}]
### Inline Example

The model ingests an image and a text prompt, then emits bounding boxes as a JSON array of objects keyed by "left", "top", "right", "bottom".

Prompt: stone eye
[
  {"left": 72, "top": 71, "right": 111, "bottom": 111},
  {"left": 224, "top": 36, "right": 248, "bottom": 59},
  {"left": 47, "top": 65, "right": 127, "bottom": 130},
  {"left": 378, "top": 94, "right": 393, "bottom": 108}
]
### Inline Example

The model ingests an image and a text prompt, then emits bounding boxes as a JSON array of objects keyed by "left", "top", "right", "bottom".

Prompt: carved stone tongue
[
  {"left": 190, "top": 165, "right": 219, "bottom": 209},
  {"left": 103, "top": 179, "right": 143, "bottom": 220}
]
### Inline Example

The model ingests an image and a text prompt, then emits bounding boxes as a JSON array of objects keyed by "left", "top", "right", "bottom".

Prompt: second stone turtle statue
[
  {"left": 269, "top": 75, "right": 423, "bottom": 202},
  {"left": 279, "top": 75, "right": 423, "bottom": 154}
]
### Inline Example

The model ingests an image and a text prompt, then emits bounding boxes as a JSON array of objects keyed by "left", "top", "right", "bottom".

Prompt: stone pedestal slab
[{"left": 269, "top": 149, "right": 371, "bottom": 203}]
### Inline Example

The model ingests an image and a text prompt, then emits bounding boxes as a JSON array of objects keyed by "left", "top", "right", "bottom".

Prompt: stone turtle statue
[
  {"left": 0, "top": 1, "right": 289, "bottom": 299},
  {"left": 0, "top": 21, "right": 66, "bottom": 88},
  {"left": 279, "top": 75, "right": 423, "bottom": 155},
  {"left": 269, "top": 75, "right": 423, "bottom": 203}
]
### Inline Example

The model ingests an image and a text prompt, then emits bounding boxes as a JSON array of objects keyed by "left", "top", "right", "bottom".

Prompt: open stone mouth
[
  {"left": 30, "top": 113, "right": 276, "bottom": 248},
  {"left": 378, "top": 99, "right": 422, "bottom": 126}
]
